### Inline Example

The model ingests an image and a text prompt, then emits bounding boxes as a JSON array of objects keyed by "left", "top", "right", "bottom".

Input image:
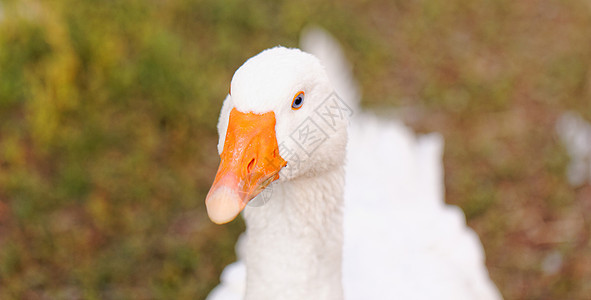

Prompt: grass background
[{"left": 1, "top": 0, "right": 590, "bottom": 298}]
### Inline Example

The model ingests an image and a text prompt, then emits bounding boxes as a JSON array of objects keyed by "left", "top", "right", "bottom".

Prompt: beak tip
[{"left": 205, "top": 186, "right": 244, "bottom": 224}]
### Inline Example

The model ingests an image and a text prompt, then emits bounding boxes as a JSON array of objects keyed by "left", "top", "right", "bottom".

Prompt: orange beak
[{"left": 205, "top": 108, "right": 287, "bottom": 224}]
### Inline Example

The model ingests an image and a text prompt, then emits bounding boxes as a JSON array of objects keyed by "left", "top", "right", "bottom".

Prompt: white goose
[{"left": 205, "top": 29, "right": 502, "bottom": 300}]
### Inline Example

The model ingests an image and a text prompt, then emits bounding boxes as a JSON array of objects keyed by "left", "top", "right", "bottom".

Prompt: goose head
[{"left": 206, "top": 46, "right": 350, "bottom": 224}]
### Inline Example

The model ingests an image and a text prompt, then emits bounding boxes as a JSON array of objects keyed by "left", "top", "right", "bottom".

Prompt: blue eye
[{"left": 291, "top": 91, "right": 304, "bottom": 110}]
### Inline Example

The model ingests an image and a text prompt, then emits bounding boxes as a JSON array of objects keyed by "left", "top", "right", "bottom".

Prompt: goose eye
[{"left": 291, "top": 91, "right": 304, "bottom": 110}]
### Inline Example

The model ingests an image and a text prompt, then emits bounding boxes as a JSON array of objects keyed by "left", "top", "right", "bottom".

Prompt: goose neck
[{"left": 242, "top": 166, "right": 345, "bottom": 300}]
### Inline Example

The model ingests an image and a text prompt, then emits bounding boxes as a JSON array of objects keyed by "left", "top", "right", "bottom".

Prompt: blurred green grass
[{"left": 0, "top": 0, "right": 590, "bottom": 299}]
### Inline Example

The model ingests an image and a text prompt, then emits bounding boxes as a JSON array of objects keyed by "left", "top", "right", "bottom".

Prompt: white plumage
[
  {"left": 206, "top": 28, "right": 502, "bottom": 300},
  {"left": 556, "top": 111, "right": 591, "bottom": 187}
]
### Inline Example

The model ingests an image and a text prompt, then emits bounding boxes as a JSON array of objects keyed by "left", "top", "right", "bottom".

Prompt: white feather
[{"left": 556, "top": 111, "right": 591, "bottom": 187}]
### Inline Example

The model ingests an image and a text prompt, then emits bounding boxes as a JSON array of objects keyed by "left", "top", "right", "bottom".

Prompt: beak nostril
[{"left": 247, "top": 158, "right": 256, "bottom": 173}]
